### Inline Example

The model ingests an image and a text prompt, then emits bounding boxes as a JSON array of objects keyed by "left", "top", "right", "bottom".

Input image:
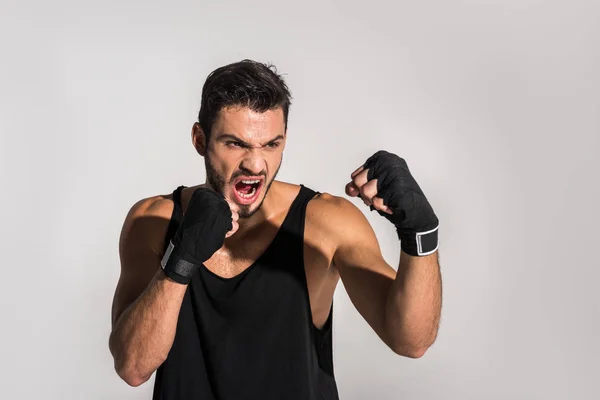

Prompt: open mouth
[{"left": 233, "top": 178, "right": 263, "bottom": 203}]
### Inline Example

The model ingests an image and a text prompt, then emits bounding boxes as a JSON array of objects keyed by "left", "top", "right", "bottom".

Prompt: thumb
[{"left": 345, "top": 181, "right": 359, "bottom": 197}]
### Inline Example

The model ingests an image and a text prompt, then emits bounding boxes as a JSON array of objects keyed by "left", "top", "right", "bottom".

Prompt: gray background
[{"left": 1, "top": 0, "right": 598, "bottom": 399}]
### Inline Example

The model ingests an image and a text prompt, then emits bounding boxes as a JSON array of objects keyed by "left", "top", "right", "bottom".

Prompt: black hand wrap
[
  {"left": 364, "top": 150, "right": 439, "bottom": 256},
  {"left": 161, "top": 188, "right": 233, "bottom": 284}
]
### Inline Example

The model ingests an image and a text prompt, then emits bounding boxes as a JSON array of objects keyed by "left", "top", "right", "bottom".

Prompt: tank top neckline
[{"left": 173, "top": 184, "right": 310, "bottom": 282}]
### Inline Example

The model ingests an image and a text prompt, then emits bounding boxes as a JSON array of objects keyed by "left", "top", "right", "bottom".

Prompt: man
[{"left": 109, "top": 59, "right": 442, "bottom": 400}]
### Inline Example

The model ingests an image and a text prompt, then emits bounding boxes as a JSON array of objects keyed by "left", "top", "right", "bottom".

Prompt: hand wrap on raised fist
[
  {"left": 161, "top": 188, "right": 232, "bottom": 284},
  {"left": 364, "top": 150, "right": 439, "bottom": 256}
]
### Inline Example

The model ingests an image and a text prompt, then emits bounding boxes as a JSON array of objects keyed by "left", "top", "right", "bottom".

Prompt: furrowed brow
[
  {"left": 219, "top": 133, "right": 284, "bottom": 147},
  {"left": 265, "top": 135, "right": 285, "bottom": 145},
  {"left": 218, "top": 134, "right": 251, "bottom": 147}
]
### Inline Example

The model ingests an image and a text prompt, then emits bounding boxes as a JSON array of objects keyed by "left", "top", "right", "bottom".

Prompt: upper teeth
[{"left": 241, "top": 180, "right": 260, "bottom": 184}]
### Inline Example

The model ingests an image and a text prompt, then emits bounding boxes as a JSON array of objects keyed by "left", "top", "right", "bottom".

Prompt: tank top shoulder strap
[
  {"left": 276, "top": 184, "right": 320, "bottom": 242},
  {"left": 162, "top": 185, "right": 186, "bottom": 254}
]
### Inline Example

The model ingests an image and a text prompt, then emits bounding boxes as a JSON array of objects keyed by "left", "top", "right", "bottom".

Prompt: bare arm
[
  {"left": 384, "top": 249, "right": 441, "bottom": 358},
  {"left": 108, "top": 198, "right": 187, "bottom": 387},
  {"left": 328, "top": 197, "right": 442, "bottom": 358}
]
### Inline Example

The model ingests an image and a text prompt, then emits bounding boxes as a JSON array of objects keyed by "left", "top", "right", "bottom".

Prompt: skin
[{"left": 108, "top": 106, "right": 442, "bottom": 387}]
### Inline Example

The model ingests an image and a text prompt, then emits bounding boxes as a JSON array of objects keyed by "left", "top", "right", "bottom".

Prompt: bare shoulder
[
  {"left": 119, "top": 193, "right": 175, "bottom": 257},
  {"left": 306, "top": 190, "right": 378, "bottom": 247},
  {"left": 307, "top": 191, "right": 354, "bottom": 212},
  {"left": 307, "top": 191, "right": 368, "bottom": 226},
  {"left": 124, "top": 192, "right": 174, "bottom": 223}
]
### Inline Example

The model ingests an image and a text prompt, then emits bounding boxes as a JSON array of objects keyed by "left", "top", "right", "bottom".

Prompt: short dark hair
[{"left": 198, "top": 59, "right": 292, "bottom": 139}]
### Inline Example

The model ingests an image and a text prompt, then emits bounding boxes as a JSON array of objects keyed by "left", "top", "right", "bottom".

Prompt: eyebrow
[{"left": 218, "top": 133, "right": 285, "bottom": 147}]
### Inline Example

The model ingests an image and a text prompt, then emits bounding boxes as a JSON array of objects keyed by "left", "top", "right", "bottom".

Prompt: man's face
[{"left": 202, "top": 106, "right": 286, "bottom": 219}]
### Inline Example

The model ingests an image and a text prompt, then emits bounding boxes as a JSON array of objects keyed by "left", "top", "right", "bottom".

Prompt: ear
[{"left": 192, "top": 123, "right": 207, "bottom": 156}]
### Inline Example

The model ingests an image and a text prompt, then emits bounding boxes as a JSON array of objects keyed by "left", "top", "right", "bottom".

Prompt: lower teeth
[{"left": 237, "top": 186, "right": 257, "bottom": 198}]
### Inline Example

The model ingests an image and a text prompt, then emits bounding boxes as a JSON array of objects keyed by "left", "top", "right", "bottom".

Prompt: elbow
[
  {"left": 122, "top": 373, "right": 150, "bottom": 388},
  {"left": 115, "top": 360, "right": 153, "bottom": 387},
  {"left": 110, "top": 336, "right": 156, "bottom": 387},
  {"left": 402, "top": 345, "right": 429, "bottom": 359},
  {"left": 385, "top": 324, "right": 438, "bottom": 359},
  {"left": 387, "top": 333, "right": 435, "bottom": 359},
  {"left": 390, "top": 343, "right": 430, "bottom": 359}
]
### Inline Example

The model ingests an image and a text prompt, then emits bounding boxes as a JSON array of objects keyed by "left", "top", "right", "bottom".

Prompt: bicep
[
  {"left": 111, "top": 200, "right": 171, "bottom": 328},
  {"left": 331, "top": 199, "right": 397, "bottom": 346}
]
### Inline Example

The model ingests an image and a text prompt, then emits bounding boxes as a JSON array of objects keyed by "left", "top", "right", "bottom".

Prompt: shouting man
[{"left": 109, "top": 59, "right": 442, "bottom": 400}]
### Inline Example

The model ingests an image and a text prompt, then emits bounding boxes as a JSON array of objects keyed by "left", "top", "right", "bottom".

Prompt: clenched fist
[{"left": 346, "top": 150, "right": 439, "bottom": 256}]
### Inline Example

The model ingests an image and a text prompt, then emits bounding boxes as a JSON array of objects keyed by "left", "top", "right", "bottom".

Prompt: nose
[{"left": 239, "top": 149, "right": 266, "bottom": 176}]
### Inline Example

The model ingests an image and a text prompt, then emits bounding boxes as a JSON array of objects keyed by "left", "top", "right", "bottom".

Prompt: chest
[{"left": 202, "top": 220, "right": 339, "bottom": 329}]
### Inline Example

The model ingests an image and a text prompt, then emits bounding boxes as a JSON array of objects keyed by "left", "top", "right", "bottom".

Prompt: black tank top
[{"left": 152, "top": 184, "right": 339, "bottom": 400}]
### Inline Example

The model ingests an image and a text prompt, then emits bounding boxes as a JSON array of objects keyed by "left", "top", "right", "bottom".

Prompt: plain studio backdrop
[{"left": 1, "top": 0, "right": 598, "bottom": 399}]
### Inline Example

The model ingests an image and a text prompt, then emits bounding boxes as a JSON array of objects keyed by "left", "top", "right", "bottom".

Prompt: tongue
[{"left": 235, "top": 182, "right": 254, "bottom": 194}]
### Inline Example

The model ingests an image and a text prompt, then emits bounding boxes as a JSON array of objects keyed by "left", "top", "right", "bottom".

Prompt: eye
[
  {"left": 226, "top": 141, "right": 242, "bottom": 148},
  {"left": 266, "top": 142, "right": 280, "bottom": 148}
]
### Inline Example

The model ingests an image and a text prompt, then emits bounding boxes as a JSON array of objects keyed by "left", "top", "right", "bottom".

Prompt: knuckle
[{"left": 359, "top": 185, "right": 372, "bottom": 197}]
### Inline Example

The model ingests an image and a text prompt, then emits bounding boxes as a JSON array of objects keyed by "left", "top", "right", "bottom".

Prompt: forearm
[
  {"left": 109, "top": 268, "right": 187, "bottom": 386},
  {"left": 384, "top": 249, "right": 442, "bottom": 358}
]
